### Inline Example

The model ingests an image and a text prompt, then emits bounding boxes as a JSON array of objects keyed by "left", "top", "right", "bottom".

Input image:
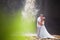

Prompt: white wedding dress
[
  {"left": 39, "top": 25, "right": 55, "bottom": 38},
  {"left": 37, "top": 17, "right": 55, "bottom": 38}
]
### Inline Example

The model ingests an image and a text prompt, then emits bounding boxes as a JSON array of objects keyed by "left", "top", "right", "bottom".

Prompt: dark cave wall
[{"left": 36, "top": 0, "right": 60, "bottom": 35}]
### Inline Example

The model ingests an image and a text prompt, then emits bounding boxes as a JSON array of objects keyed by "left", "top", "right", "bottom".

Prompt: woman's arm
[{"left": 38, "top": 21, "right": 43, "bottom": 26}]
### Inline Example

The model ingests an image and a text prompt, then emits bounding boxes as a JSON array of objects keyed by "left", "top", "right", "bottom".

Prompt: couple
[{"left": 37, "top": 14, "right": 55, "bottom": 38}]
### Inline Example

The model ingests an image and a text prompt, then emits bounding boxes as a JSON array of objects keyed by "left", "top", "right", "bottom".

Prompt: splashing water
[
  {"left": 22, "top": 0, "right": 38, "bottom": 22},
  {"left": 20, "top": 0, "right": 38, "bottom": 35}
]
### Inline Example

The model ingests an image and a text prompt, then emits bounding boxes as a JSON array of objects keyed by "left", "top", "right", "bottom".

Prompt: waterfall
[
  {"left": 21, "top": 0, "right": 38, "bottom": 36},
  {"left": 22, "top": 0, "right": 38, "bottom": 21}
]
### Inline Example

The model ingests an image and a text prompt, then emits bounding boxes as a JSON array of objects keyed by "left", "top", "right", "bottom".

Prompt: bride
[{"left": 37, "top": 14, "right": 55, "bottom": 38}]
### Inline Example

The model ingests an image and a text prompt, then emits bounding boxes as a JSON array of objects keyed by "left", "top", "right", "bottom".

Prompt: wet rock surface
[{"left": 25, "top": 35, "right": 60, "bottom": 40}]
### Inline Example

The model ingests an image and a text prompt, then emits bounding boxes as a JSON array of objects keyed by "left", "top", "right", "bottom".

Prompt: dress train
[{"left": 39, "top": 25, "right": 55, "bottom": 38}]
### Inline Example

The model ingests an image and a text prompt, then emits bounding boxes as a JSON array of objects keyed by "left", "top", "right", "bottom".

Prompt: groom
[{"left": 37, "top": 14, "right": 45, "bottom": 38}]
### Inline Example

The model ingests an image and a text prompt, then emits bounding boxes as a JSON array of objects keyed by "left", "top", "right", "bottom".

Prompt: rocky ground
[{"left": 25, "top": 35, "right": 60, "bottom": 40}]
